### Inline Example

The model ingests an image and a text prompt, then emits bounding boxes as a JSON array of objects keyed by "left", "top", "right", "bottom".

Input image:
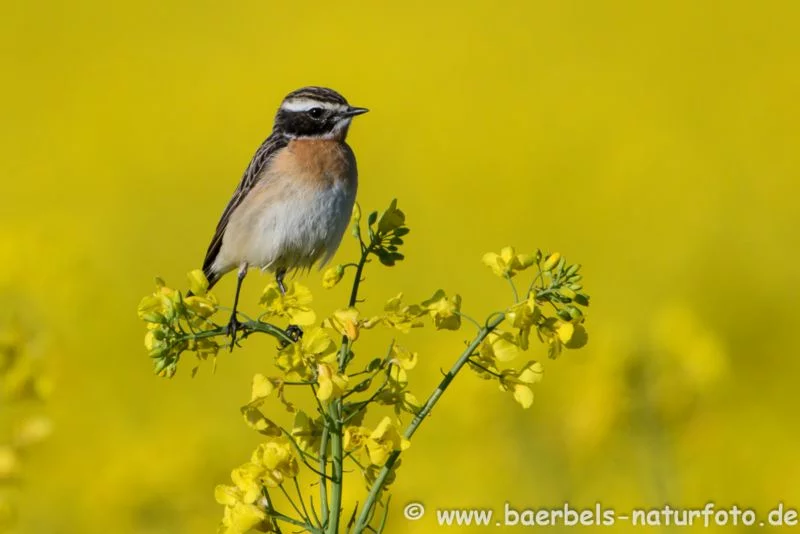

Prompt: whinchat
[{"left": 196, "top": 86, "right": 368, "bottom": 338}]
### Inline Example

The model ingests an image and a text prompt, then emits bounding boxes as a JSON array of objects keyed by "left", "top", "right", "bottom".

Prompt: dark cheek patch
[
  {"left": 325, "top": 117, "right": 339, "bottom": 131},
  {"left": 295, "top": 116, "right": 315, "bottom": 135},
  {"left": 277, "top": 111, "right": 333, "bottom": 137}
]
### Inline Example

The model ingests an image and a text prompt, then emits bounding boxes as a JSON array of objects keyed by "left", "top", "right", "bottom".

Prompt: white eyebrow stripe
[{"left": 281, "top": 98, "right": 348, "bottom": 113}]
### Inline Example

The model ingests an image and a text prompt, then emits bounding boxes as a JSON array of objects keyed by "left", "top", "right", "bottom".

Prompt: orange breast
[{"left": 269, "top": 139, "right": 357, "bottom": 189}]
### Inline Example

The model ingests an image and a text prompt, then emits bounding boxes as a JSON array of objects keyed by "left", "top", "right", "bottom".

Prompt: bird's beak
[{"left": 343, "top": 106, "right": 369, "bottom": 117}]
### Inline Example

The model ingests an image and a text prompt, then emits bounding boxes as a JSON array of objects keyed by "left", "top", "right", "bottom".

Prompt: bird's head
[{"left": 273, "top": 86, "right": 368, "bottom": 140}]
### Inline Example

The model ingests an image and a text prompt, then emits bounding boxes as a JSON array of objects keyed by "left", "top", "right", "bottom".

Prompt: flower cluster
[
  {"left": 215, "top": 439, "right": 300, "bottom": 534},
  {"left": 137, "top": 271, "right": 221, "bottom": 377},
  {"left": 472, "top": 248, "right": 591, "bottom": 407},
  {"left": 137, "top": 199, "right": 593, "bottom": 533}
]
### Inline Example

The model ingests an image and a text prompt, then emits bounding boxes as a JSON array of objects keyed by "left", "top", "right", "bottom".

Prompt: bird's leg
[
  {"left": 276, "top": 267, "right": 288, "bottom": 296},
  {"left": 276, "top": 267, "right": 303, "bottom": 342},
  {"left": 226, "top": 263, "right": 248, "bottom": 350}
]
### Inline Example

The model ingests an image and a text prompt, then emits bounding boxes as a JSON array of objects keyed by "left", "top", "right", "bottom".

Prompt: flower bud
[{"left": 542, "top": 252, "right": 561, "bottom": 271}]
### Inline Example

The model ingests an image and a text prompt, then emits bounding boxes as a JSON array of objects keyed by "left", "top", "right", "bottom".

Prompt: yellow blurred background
[{"left": 2, "top": 0, "right": 799, "bottom": 532}]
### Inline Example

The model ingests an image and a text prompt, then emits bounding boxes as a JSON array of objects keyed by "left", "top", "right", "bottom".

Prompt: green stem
[
  {"left": 376, "top": 495, "right": 392, "bottom": 534},
  {"left": 347, "top": 239, "right": 374, "bottom": 309},
  {"left": 279, "top": 484, "right": 308, "bottom": 525},
  {"left": 325, "top": 220, "right": 376, "bottom": 534},
  {"left": 293, "top": 478, "right": 313, "bottom": 526},
  {"left": 327, "top": 224, "right": 376, "bottom": 532},
  {"left": 319, "top": 426, "right": 330, "bottom": 524},
  {"left": 270, "top": 510, "right": 319, "bottom": 532},
  {"left": 352, "top": 312, "right": 506, "bottom": 532},
  {"left": 326, "top": 403, "right": 344, "bottom": 534},
  {"left": 505, "top": 274, "right": 520, "bottom": 303},
  {"left": 172, "top": 319, "right": 295, "bottom": 346}
]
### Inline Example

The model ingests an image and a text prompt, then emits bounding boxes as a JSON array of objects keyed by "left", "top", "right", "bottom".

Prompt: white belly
[
  {"left": 258, "top": 179, "right": 355, "bottom": 270},
  {"left": 214, "top": 177, "right": 356, "bottom": 275}
]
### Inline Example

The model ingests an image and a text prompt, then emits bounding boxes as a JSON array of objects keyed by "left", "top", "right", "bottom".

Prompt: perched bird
[{"left": 197, "top": 86, "right": 368, "bottom": 338}]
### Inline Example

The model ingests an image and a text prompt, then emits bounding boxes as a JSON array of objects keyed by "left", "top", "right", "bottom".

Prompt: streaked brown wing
[{"left": 201, "top": 132, "right": 289, "bottom": 285}]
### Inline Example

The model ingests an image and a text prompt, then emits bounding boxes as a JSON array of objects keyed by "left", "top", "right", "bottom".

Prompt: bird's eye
[{"left": 308, "top": 107, "right": 324, "bottom": 119}]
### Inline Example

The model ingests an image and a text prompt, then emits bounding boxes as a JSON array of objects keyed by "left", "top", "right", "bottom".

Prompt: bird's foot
[{"left": 226, "top": 315, "right": 244, "bottom": 351}]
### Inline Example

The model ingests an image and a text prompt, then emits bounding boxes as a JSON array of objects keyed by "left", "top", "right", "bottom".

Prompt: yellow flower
[
  {"left": 137, "top": 279, "right": 184, "bottom": 324},
  {"left": 240, "top": 406, "right": 281, "bottom": 437},
  {"left": 363, "top": 460, "right": 401, "bottom": 496},
  {"left": 250, "top": 374, "right": 275, "bottom": 404},
  {"left": 136, "top": 294, "right": 167, "bottom": 324},
  {"left": 252, "top": 440, "right": 300, "bottom": 487},
  {"left": 375, "top": 364, "right": 422, "bottom": 415},
  {"left": 226, "top": 442, "right": 299, "bottom": 504},
  {"left": 215, "top": 483, "right": 274, "bottom": 533},
  {"left": 321, "top": 265, "right": 345, "bottom": 289},
  {"left": 343, "top": 425, "right": 370, "bottom": 452},
  {"left": 376, "top": 198, "right": 405, "bottom": 234},
  {"left": 480, "top": 331, "right": 521, "bottom": 363},
  {"left": 291, "top": 411, "right": 322, "bottom": 452},
  {"left": 184, "top": 294, "right": 217, "bottom": 321},
  {"left": 387, "top": 362, "right": 408, "bottom": 387},
  {"left": 301, "top": 327, "right": 337, "bottom": 361},
  {"left": 389, "top": 343, "right": 418, "bottom": 371},
  {"left": 143, "top": 328, "right": 168, "bottom": 357},
  {"left": 381, "top": 293, "right": 425, "bottom": 333},
  {"left": 230, "top": 462, "right": 264, "bottom": 504},
  {"left": 187, "top": 269, "right": 209, "bottom": 296},
  {"left": 316, "top": 362, "right": 349, "bottom": 402},
  {"left": 259, "top": 281, "right": 316, "bottom": 326},
  {"left": 322, "top": 307, "right": 360, "bottom": 341},
  {"left": 376, "top": 391, "right": 421, "bottom": 416},
  {"left": 537, "top": 317, "right": 583, "bottom": 359},
  {"left": 365, "top": 417, "right": 410, "bottom": 466},
  {"left": 482, "top": 246, "right": 536, "bottom": 278},
  {"left": 507, "top": 295, "right": 542, "bottom": 349},
  {"left": 557, "top": 322, "right": 574, "bottom": 343},
  {"left": 274, "top": 346, "right": 311, "bottom": 381},
  {"left": 468, "top": 349, "right": 500, "bottom": 380},
  {"left": 219, "top": 500, "right": 270, "bottom": 534},
  {"left": 421, "top": 290, "right": 462, "bottom": 330},
  {"left": 187, "top": 337, "right": 220, "bottom": 359},
  {"left": 499, "top": 361, "right": 544, "bottom": 409},
  {"left": 214, "top": 484, "right": 242, "bottom": 507},
  {"left": 275, "top": 327, "right": 336, "bottom": 380},
  {"left": 507, "top": 295, "right": 541, "bottom": 330}
]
